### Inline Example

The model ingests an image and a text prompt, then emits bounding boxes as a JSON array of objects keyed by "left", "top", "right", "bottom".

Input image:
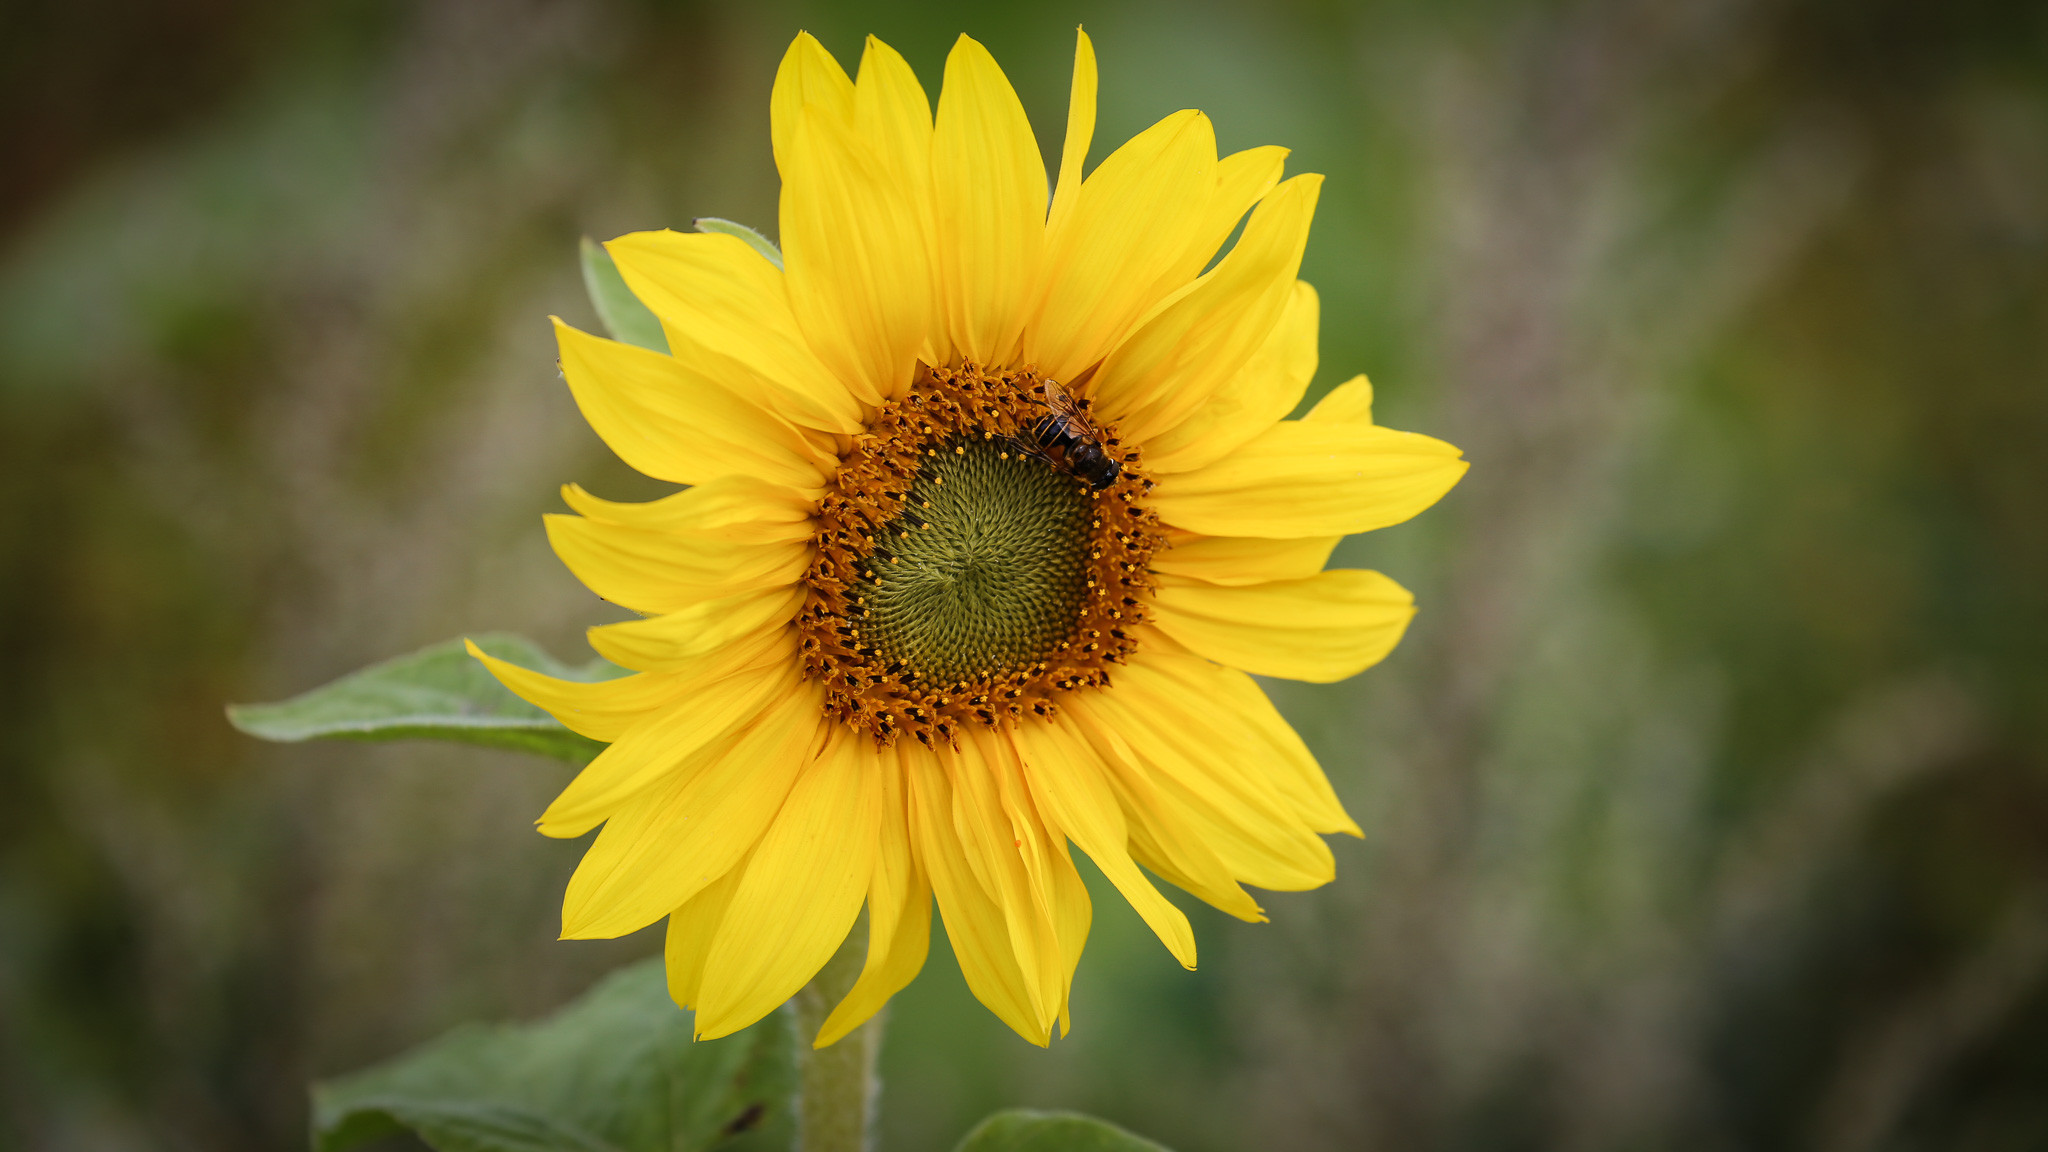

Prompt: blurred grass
[{"left": 2, "top": 1, "right": 2045, "bottom": 1151}]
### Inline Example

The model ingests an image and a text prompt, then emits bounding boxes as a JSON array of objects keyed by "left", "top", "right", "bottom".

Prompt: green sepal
[
  {"left": 693, "top": 218, "right": 784, "bottom": 270},
  {"left": 579, "top": 237, "right": 669, "bottom": 353},
  {"left": 227, "top": 634, "right": 621, "bottom": 764},
  {"left": 953, "top": 1109, "right": 1176, "bottom": 1152},
  {"left": 311, "top": 959, "right": 796, "bottom": 1152}
]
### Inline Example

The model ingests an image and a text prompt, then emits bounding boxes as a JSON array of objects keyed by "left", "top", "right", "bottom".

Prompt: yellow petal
[
  {"left": 560, "top": 475, "right": 815, "bottom": 543},
  {"left": 587, "top": 597, "right": 800, "bottom": 674},
  {"left": 931, "top": 35, "right": 1046, "bottom": 366},
  {"left": 1151, "top": 569, "right": 1415, "bottom": 683},
  {"left": 608, "top": 230, "right": 862, "bottom": 433},
  {"left": 584, "top": 580, "right": 802, "bottom": 666},
  {"left": 664, "top": 852, "right": 749, "bottom": 1010},
  {"left": 1027, "top": 109, "right": 1218, "bottom": 382},
  {"left": 553, "top": 319, "right": 831, "bottom": 490},
  {"left": 1092, "top": 174, "right": 1321, "bottom": 439},
  {"left": 905, "top": 743, "right": 1048, "bottom": 1045},
  {"left": 1141, "top": 279, "right": 1319, "bottom": 475},
  {"left": 770, "top": 32, "right": 854, "bottom": 170},
  {"left": 1305, "top": 373, "right": 1374, "bottom": 424},
  {"left": 694, "top": 727, "right": 882, "bottom": 1040},
  {"left": 1045, "top": 835, "right": 1091, "bottom": 1036},
  {"left": 539, "top": 660, "right": 802, "bottom": 837},
  {"left": 816, "top": 745, "right": 933, "bottom": 1047},
  {"left": 466, "top": 640, "right": 689, "bottom": 743},
  {"left": 1010, "top": 719, "right": 1197, "bottom": 969},
  {"left": 1148, "top": 419, "right": 1468, "bottom": 538},
  {"left": 781, "top": 103, "right": 931, "bottom": 408},
  {"left": 1080, "top": 655, "right": 1336, "bottom": 890},
  {"left": 853, "top": 36, "right": 934, "bottom": 258},
  {"left": 1045, "top": 27, "right": 1097, "bottom": 237},
  {"left": 1147, "top": 529, "right": 1340, "bottom": 587},
  {"left": 1134, "top": 145, "right": 1289, "bottom": 313},
  {"left": 947, "top": 729, "right": 1067, "bottom": 1032},
  {"left": 1062, "top": 695, "right": 1264, "bottom": 921},
  {"left": 1136, "top": 648, "right": 1360, "bottom": 837},
  {"left": 559, "top": 687, "right": 824, "bottom": 939},
  {"left": 544, "top": 508, "right": 809, "bottom": 617}
]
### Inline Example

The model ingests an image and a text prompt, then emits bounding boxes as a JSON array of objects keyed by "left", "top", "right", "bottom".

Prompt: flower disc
[
  {"left": 858, "top": 436, "right": 1090, "bottom": 687},
  {"left": 799, "top": 363, "right": 1161, "bottom": 747}
]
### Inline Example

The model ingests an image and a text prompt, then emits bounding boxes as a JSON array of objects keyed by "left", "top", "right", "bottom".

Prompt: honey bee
[{"left": 1032, "top": 379, "right": 1123, "bottom": 490}]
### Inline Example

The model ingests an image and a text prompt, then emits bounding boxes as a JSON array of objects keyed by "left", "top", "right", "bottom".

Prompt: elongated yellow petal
[
  {"left": 466, "top": 640, "right": 686, "bottom": 743},
  {"left": 1078, "top": 656, "right": 1336, "bottom": 890},
  {"left": 854, "top": 36, "right": 933, "bottom": 190},
  {"left": 1010, "top": 719, "right": 1196, "bottom": 969},
  {"left": 1093, "top": 174, "right": 1322, "bottom": 438},
  {"left": 1027, "top": 109, "right": 1218, "bottom": 382},
  {"left": 782, "top": 103, "right": 931, "bottom": 408},
  {"left": 1147, "top": 529, "right": 1340, "bottom": 587},
  {"left": 1134, "top": 648, "right": 1360, "bottom": 837},
  {"left": 984, "top": 729, "right": 1089, "bottom": 1028},
  {"left": 539, "top": 660, "right": 801, "bottom": 837},
  {"left": 1151, "top": 569, "right": 1415, "bottom": 683},
  {"left": 560, "top": 475, "right": 814, "bottom": 542},
  {"left": 1046, "top": 27, "right": 1096, "bottom": 237},
  {"left": 947, "top": 729, "right": 1065, "bottom": 1032},
  {"left": 931, "top": 35, "right": 1045, "bottom": 366},
  {"left": 552, "top": 318, "right": 830, "bottom": 490},
  {"left": 585, "top": 583, "right": 803, "bottom": 671},
  {"left": 545, "top": 513, "right": 808, "bottom": 616},
  {"left": 587, "top": 600, "right": 799, "bottom": 676},
  {"left": 1305, "top": 373, "right": 1374, "bottom": 424},
  {"left": 694, "top": 727, "right": 881, "bottom": 1040},
  {"left": 770, "top": 32, "right": 854, "bottom": 169},
  {"left": 1132, "top": 145, "right": 1289, "bottom": 314},
  {"left": 487, "top": 627, "right": 790, "bottom": 740},
  {"left": 1148, "top": 419, "right": 1468, "bottom": 538},
  {"left": 817, "top": 745, "right": 932, "bottom": 1047},
  {"left": 608, "top": 230, "right": 862, "bottom": 433},
  {"left": 906, "top": 745, "right": 1048, "bottom": 1045},
  {"left": 664, "top": 853, "right": 749, "bottom": 1010},
  {"left": 559, "top": 687, "right": 823, "bottom": 939},
  {"left": 1045, "top": 835, "right": 1090, "bottom": 1036},
  {"left": 1063, "top": 695, "right": 1264, "bottom": 921},
  {"left": 1141, "top": 279, "right": 1319, "bottom": 475}
]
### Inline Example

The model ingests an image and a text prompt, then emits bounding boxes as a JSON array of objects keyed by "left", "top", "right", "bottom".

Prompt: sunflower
[{"left": 472, "top": 28, "right": 1466, "bottom": 1048}]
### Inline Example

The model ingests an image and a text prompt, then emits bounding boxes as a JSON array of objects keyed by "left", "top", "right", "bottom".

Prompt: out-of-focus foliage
[
  {"left": 311, "top": 960, "right": 794, "bottom": 1152},
  {"left": 952, "top": 1110, "right": 1173, "bottom": 1152},
  {"left": 1, "top": 1, "right": 2044, "bottom": 1152},
  {"left": 227, "top": 634, "right": 616, "bottom": 762}
]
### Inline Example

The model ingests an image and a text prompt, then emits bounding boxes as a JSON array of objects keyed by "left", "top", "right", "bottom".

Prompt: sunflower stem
[{"left": 792, "top": 922, "right": 882, "bottom": 1152}]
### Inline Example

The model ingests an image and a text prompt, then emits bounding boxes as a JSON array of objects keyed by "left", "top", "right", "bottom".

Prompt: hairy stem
[{"left": 791, "top": 922, "right": 883, "bottom": 1152}]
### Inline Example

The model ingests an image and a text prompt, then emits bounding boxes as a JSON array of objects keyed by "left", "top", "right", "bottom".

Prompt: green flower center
[{"left": 856, "top": 438, "right": 1091, "bottom": 687}]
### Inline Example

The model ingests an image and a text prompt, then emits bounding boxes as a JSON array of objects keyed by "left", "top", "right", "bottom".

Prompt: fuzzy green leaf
[
  {"left": 579, "top": 236, "right": 669, "bottom": 353},
  {"left": 692, "top": 218, "right": 784, "bottom": 270},
  {"left": 312, "top": 959, "right": 795, "bottom": 1152},
  {"left": 227, "top": 634, "right": 620, "bottom": 764},
  {"left": 952, "top": 1110, "right": 1176, "bottom": 1152}
]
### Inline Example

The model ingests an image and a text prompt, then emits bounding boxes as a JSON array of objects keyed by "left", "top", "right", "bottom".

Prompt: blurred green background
[{"left": 3, "top": 0, "right": 2046, "bottom": 1149}]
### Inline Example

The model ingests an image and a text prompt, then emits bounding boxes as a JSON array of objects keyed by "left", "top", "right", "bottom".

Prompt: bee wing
[{"left": 1041, "top": 379, "right": 1078, "bottom": 416}]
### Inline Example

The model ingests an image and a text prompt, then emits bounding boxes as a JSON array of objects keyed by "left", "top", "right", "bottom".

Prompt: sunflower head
[{"left": 480, "top": 28, "right": 1467, "bottom": 1049}]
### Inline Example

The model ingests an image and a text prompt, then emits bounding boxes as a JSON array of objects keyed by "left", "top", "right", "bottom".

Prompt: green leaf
[
  {"left": 227, "top": 634, "right": 621, "bottom": 764},
  {"left": 692, "top": 218, "right": 784, "bottom": 270},
  {"left": 313, "top": 959, "right": 796, "bottom": 1152},
  {"left": 579, "top": 237, "right": 668, "bottom": 353},
  {"left": 953, "top": 1110, "right": 1176, "bottom": 1152}
]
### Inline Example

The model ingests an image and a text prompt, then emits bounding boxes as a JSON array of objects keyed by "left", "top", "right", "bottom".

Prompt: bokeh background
[{"left": 4, "top": 0, "right": 2046, "bottom": 1149}]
